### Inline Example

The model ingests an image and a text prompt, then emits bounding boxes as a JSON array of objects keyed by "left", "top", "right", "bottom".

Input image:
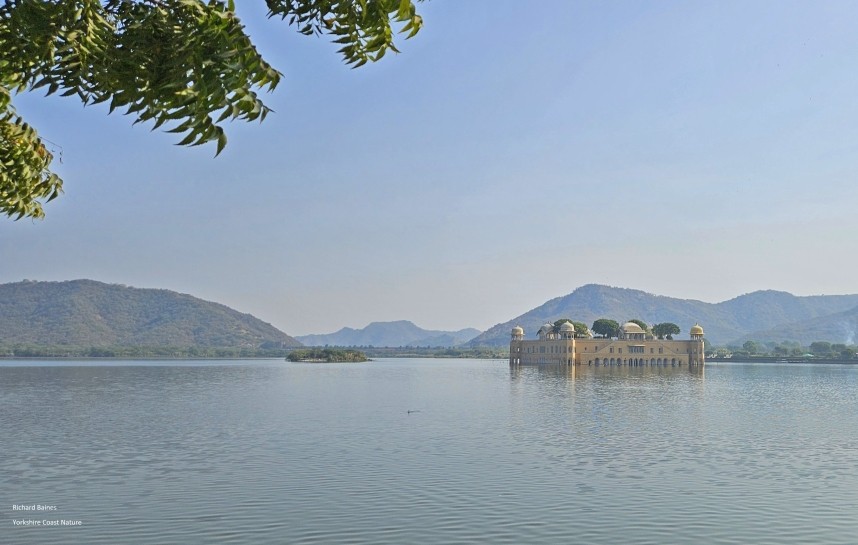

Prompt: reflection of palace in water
[
  {"left": 508, "top": 361, "right": 705, "bottom": 383},
  {"left": 509, "top": 321, "right": 705, "bottom": 367}
]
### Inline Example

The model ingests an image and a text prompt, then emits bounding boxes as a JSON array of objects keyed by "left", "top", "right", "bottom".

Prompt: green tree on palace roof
[
  {"left": 553, "top": 318, "right": 591, "bottom": 338},
  {"left": 591, "top": 318, "right": 620, "bottom": 339},
  {"left": 652, "top": 322, "right": 680, "bottom": 340}
]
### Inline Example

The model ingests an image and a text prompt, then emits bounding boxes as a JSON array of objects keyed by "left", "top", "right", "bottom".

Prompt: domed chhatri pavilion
[{"left": 509, "top": 321, "right": 705, "bottom": 367}]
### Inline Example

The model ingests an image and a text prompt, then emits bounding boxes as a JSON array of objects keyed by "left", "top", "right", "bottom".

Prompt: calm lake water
[{"left": 2, "top": 358, "right": 858, "bottom": 544}]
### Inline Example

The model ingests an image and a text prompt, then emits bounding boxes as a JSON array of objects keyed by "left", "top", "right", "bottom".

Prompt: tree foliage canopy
[
  {"left": 0, "top": 0, "right": 424, "bottom": 219},
  {"left": 809, "top": 341, "right": 831, "bottom": 355},
  {"left": 552, "top": 318, "right": 590, "bottom": 338},
  {"left": 652, "top": 322, "right": 680, "bottom": 340},
  {"left": 591, "top": 318, "right": 619, "bottom": 339},
  {"left": 742, "top": 340, "right": 761, "bottom": 354},
  {"left": 286, "top": 347, "right": 368, "bottom": 362},
  {"left": 571, "top": 321, "right": 591, "bottom": 338}
]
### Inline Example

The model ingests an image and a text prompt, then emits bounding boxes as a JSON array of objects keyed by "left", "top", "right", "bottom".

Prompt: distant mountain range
[
  {"left": 3, "top": 280, "right": 854, "bottom": 352},
  {"left": 0, "top": 280, "right": 301, "bottom": 348},
  {"left": 297, "top": 320, "right": 481, "bottom": 348},
  {"left": 466, "top": 284, "right": 858, "bottom": 347}
]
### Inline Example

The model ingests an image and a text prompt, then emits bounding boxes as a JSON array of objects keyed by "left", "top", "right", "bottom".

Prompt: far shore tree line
[
  {"left": 0, "top": 343, "right": 294, "bottom": 359},
  {"left": 4, "top": 335, "right": 856, "bottom": 362},
  {"left": 288, "top": 346, "right": 510, "bottom": 360},
  {"left": 0, "top": 343, "right": 510, "bottom": 360},
  {"left": 714, "top": 340, "right": 858, "bottom": 360}
]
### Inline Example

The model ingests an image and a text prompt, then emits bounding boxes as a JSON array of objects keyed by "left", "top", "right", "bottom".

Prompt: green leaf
[{"left": 0, "top": 0, "right": 425, "bottom": 219}]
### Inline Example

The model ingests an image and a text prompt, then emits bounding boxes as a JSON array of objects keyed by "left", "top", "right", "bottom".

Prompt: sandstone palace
[{"left": 509, "top": 321, "right": 705, "bottom": 366}]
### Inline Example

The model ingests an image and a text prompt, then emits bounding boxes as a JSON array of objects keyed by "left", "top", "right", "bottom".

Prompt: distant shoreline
[
  {"left": 2, "top": 356, "right": 856, "bottom": 365},
  {"left": 0, "top": 356, "right": 286, "bottom": 362},
  {"left": 708, "top": 356, "right": 857, "bottom": 364}
]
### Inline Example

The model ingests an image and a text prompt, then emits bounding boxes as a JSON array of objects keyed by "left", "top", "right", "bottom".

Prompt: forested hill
[
  {"left": 0, "top": 280, "right": 301, "bottom": 349},
  {"left": 465, "top": 284, "right": 858, "bottom": 347}
]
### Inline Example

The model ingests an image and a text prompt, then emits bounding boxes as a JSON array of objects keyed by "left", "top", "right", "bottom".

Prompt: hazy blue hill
[
  {"left": 465, "top": 284, "right": 858, "bottom": 347},
  {"left": 412, "top": 331, "right": 482, "bottom": 347},
  {"left": 0, "top": 280, "right": 301, "bottom": 348},
  {"left": 717, "top": 290, "right": 858, "bottom": 333},
  {"left": 735, "top": 304, "right": 858, "bottom": 346},
  {"left": 297, "top": 320, "right": 480, "bottom": 347}
]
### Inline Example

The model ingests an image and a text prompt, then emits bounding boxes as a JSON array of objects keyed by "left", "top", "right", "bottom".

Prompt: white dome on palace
[
  {"left": 560, "top": 322, "right": 576, "bottom": 332},
  {"left": 621, "top": 322, "right": 645, "bottom": 334},
  {"left": 511, "top": 326, "right": 524, "bottom": 335}
]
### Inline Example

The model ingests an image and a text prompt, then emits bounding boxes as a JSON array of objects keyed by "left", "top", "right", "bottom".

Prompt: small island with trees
[{"left": 286, "top": 348, "right": 369, "bottom": 363}]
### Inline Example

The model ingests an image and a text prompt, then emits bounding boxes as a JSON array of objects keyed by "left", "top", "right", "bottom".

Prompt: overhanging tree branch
[{"left": 0, "top": 0, "right": 424, "bottom": 219}]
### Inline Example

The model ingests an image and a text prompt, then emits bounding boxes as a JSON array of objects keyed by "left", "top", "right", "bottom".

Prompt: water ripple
[{"left": 2, "top": 360, "right": 858, "bottom": 543}]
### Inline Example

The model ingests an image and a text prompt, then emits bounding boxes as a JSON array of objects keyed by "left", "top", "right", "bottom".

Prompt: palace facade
[{"left": 509, "top": 321, "right": 705, "bottom": 366}]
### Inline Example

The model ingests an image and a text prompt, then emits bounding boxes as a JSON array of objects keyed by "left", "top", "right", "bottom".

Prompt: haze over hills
[
  {"left": 297, "top": 321, "right": 481, "bottom": 348},
  {"left": 0, "top": 280, "right": 301, "bottom": 348},
  {"left": 737, "top": 305, "right": 858, "bottom": 346},
  {"left": 465, "top": 284, "right": 858, "bottom": 347}
]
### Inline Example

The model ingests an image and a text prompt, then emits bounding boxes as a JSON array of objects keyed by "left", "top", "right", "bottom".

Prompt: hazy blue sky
[{"left": 3, "top": 1, "right": 858, "bottom": 335}]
